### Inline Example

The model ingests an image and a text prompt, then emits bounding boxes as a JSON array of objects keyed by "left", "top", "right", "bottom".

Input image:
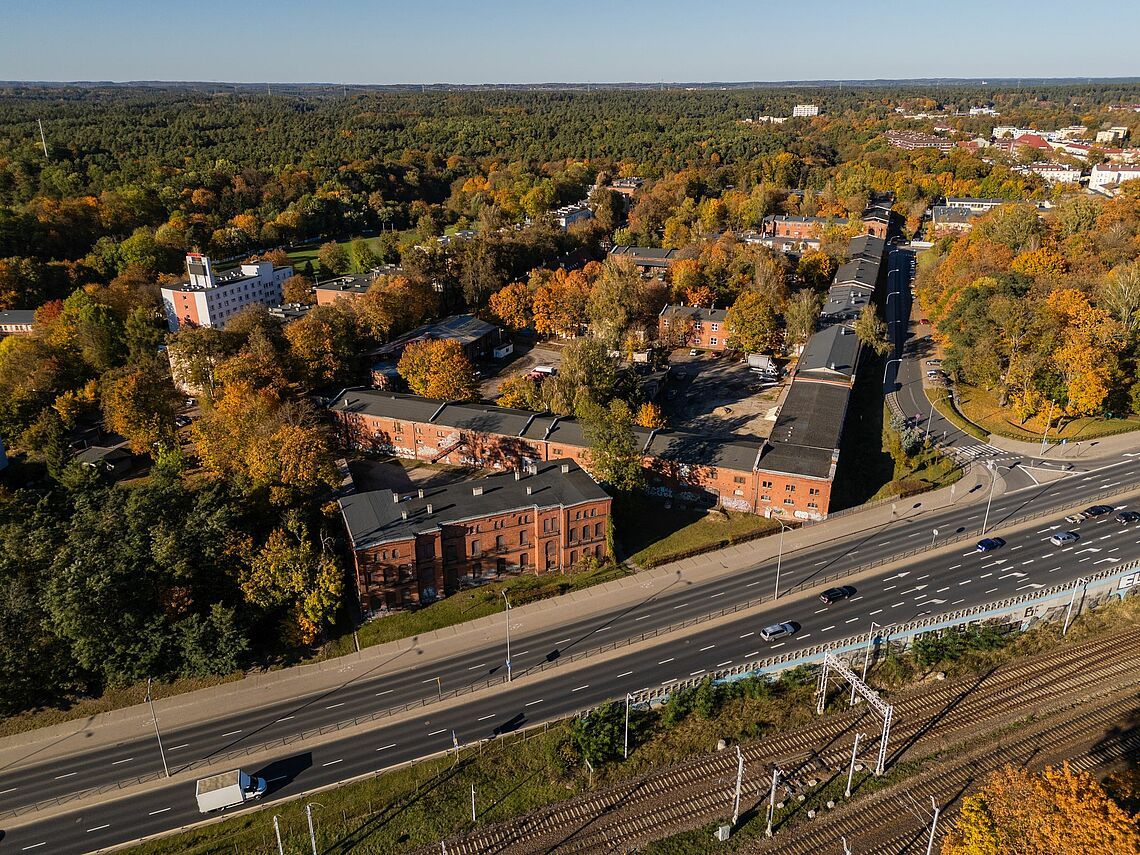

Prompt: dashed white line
[
  {"left": 477, "top": 713, "right": 496, "bottom": 721},
  {"left": 466, "top": 663, "right": 487, "bottom": 671},
  {"left": 883, "top": 585, "right": 897, "bottom": 591},
  {"left": 323, "top": 759, "right": 343, "bottom": 767},
  {"left": 951, "top": 598, "right": 965, "bottom": 605},
  {"left": 821, "top": 625, "right": 835, "bottom": 632},
  {"left": 745, "top": 651, "right": 760, "bottom": 658},
  {"left": 814, "top": 607, "right": 829, "bottom": 614},
  {"left": 671, "top": 603, "right": 688, "bottom": 609},
  {"left": 221, "top": 729, "right": 243, "bottom": 737},
  {"left": 770, "top": 642, "right": 786, "bottom": 649},
  {"left": 699, "top": 644, "right": 716, "bottom": 652},
  {"left": 985, "top": 588, "right": 999, "bottom": 594},
  {"left": 168, "top": 743, "right": 189, "bottom": 751},
  {"left": 572, "top": 684, "right": 589, "bottom": 692},
  {"left": 799, "top": 633, "right": 811, "bottom": 640},
  {"left": 276, "top": 716, "right": 294, "bottom": 723},
  {"left": 53, "top": 772, "right": 77, "bottom": 780},
  {"left": 891, "top": 602, "right": 905, "bottom": 608},
  {"left": 325, "top": 703, "right": 344, "bottom": 710},
  {"left": 616, "top": 670, "right": 634, "bottom": 678},
  {"left": 428, "top": 728, "right": 446, "bottom": 736},
  {"left": 148, "top": 807, "right": 171, "bottom": 816},
  {"left": 948, "top": 564, "right": 962, "bottom": 570},
  {"left": 845, "top": 617, "right": 859, "bottom": 623},
  {"left": 0, "top": 786, "right": 17, "bottom": 794},
  {"left": 525, "top": 699, "right": 544, "bottom": 706},
  {"left": 375, "top": 690, "right": 393, "bottom": 697},
  {"left": 86, "top": 825, "right": 110, "bottom": 833},
  {"left": 377, "top": 743, "right": 396, "bottom": 751},
  {"left": 635, "top": 615, "right": 652, "bottom": 621},
  {"left": 739, "top": 632, "right": 755, "bottom": 639},
  {"left": 21, "top": 842, "right": 47, "bottom": 850},
  {"left": 690, "top": 669, "right": 706, "bottom": 676},
  {"left": 869, "top": 609, "right": 883, "bottom": 616},
  {"left": 658, "top": 658, "right": 675, "bottom": 665},
  {"left": 709, "top": 592, "right": 726, "bottom": 599}
]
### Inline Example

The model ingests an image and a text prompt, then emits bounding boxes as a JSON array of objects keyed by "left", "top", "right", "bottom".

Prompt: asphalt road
[{"left": 4, "top": 469, "right": 1140, "bottom": 853}]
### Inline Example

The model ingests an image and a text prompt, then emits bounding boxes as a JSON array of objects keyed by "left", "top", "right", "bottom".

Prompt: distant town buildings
[
  {"left": 160, "top": 254, "right": 292, "bottom": 331},
  {"left": 884, "top": 130, "right": 955, "bottom": 152},
  {"left": 0, "top": 309, "right": 35, "bottom": 337},
  {"left": 657, "top": 305, "right": 730, "bottom": 351},
  {"left": 339, "top": 460, "right": 611, "bottom": 612},
  {"left": 1090, "top": 163, "right": 1140, "bottom": 195},
  {"left": 314, "top": 267, "right": 404, "bottom": 306},
  {"left": 608, "top": 177, "right": 644, "bottom": 196},
  {"left": 792, "top": 104, "right": 819, "bottom": 117},
  {"left": 1024, "top": 162, "right": 1082, "bottom": 185},
  {"left": 370, "top": 313, "right": 504, "bottom": 363},
  {"left": 552, "top": 202, "right": 593, "bottom": 230},
  {"left": 1096, "top": 127, "right": 1130, "bottom": 144},
  {"left": 609, "top": 246, "right": 679, "bottom": 277}
]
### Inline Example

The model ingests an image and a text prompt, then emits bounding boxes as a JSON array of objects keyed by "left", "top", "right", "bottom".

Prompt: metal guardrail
[{"left": 5, "top": 479, "right": 1140, "bottom": 821}]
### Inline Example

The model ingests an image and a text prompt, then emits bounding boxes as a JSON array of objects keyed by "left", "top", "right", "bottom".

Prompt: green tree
[
  {"left": 725, "top": 290, "right": 781, "bottom": 353},
  {"left": 580, "top": 397, "right": 642, "bottom": 490},
  {"left": 853, "top": 304, "right": 891, "bottom": 357},
  {"left": 784, "top": 289, "right": 822, "bottom": 350},
  {"left": 101, "top": 360, "right": 182, "bottom": 452},
  {"left": 350, "top": 238, "right": 379, "bottom": 273},
  {"left": 569, "top": 702, "right": 625, "bottom": 766},
  {"left": 317, "top": 241, "right": 349, "bottom": 277},
  {"left": 124, "top": 306, "right": 165, "bottom": 365}
]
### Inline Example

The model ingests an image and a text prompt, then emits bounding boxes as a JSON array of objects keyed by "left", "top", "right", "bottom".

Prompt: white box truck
[{"left": 195, "top": 769, "right": 267, "bottom": 813}]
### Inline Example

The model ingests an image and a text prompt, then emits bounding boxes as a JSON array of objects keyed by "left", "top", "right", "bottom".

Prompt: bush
[{"left": 570, "top": 702, "right": 625, "bottom": 766}]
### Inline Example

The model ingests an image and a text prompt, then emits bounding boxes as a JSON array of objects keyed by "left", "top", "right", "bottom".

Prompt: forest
[{"left": 2, "top": 82, "right": 1140, "bottom": 720}]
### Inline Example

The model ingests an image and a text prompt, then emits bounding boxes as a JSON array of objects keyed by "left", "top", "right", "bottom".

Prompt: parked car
[
  {"left": 1049, "top": 531, "right": 1078, "bottom": 547},
  {"left": 819, "top": 586, "right": 856, "bottom": 604},
  {"left": 688, "top": 349, "right": 699, "bottom": 357},
  {"left": 759, "top": 622, "right": 796, "bottom": 642},
  {"left": 975, "top": 537, "right": 1006, "bottom": 553},
  {"left": 1116, "top": 511, "right": 1140, "bottom": 524},
  {"left": 919, "top": 318, "right": 931, "bottom": 325},
  {"left": 1084, "top": 505, "right": 1115, "bottom": 518},
  {"left": 174, "top": 415, "right": 192, "bottom": 428}
]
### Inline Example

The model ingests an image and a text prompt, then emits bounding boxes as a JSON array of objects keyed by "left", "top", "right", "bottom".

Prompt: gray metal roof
[
  {"left": 338, "top": 461, "right": 609, "bottom": 549},
  {"left": 759, "top": 381, "right": 852, "bottom": 478},
  {"left": 796, "top": 324, "right": 860, "bottom": 380},
  {"left": 659, "top": 304, "right": 729, "bottom": 323},
  {"left": 0, "top": 310, "right": 35, "bottom": 327}
]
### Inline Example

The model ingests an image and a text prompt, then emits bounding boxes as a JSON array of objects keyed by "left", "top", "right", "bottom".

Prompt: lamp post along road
[
  {"left": 981, "top": 461, "right": 997, "bottom": 535},
  {"left": 883, "top": 358, "right": 901, "bottom": 385},
  {"left": 1040, "top": 399, "right": 1056, "bottom": 456},
  {"left": 502, "top": 590, "right": 512, "bottom": 682},
  {"left": 272, "top": 815, "right": 284, "bottom": 855},
  {"left": 145, "top": 678, "right": 170, "bottom": 778},
  {"left": 623, "top": 692, "right": 634, "bottom": 759},
  {"left": 305, "top": 802, "right": 322, "bottom": 855},
  {"left": 773, "top": 519, "right": 793, "bottom": 601}
]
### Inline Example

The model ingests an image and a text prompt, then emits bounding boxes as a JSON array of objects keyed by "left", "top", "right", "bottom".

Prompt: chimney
[
  {"left": 392, "top": 492, "right": 400, "bottom": 504},
  {"left": 561, "top": 463, "right": 570, "bottom": 474},
  {"left": 514, "top": 470, "right": 521, "bottom": 481},
  {"left": 418, "top": 488, "right": 425, "bottom": 498},
  {"left": 526, "top": 486, "right": 533, "bottom": 495},
  {"left": 472, "top": 486, "right": 484, "bottom": 496},
  {"left": 401, "top": 510, "right": 408, "bottom": 520},
  {"left": 426, "top": 503, "right": 433, "bottom": 515}
]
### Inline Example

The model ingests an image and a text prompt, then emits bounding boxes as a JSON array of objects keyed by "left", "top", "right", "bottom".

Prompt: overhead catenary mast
[{"left": 37, "top": 119, "right": 49, "bottom": 159}]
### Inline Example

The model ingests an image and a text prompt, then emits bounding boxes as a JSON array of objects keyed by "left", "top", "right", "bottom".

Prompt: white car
[
  {"left": 1049, "top": 532, "right": 1078, "bottom": 547},
  {"left": 759, "top": 622, "right": 796, "bottom": 642}
]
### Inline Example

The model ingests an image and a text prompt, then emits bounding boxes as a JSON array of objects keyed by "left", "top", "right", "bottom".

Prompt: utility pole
[
  {"left": 305, "top": 803, "right": 322, "bottom": 855},
  {"left": 773, "top": 519, "right": 792, "bottom": 600},
  {"left": 1063, "top": 577, "right": 1088, "bottom": 635},
  {"left": 842, "top": 837, "right": 853, "bottom": 855},
  {"left": 37, "top": 119, "right": 49, "bottom": 159},
  {"left": 731, "top": 746, "right": 744, "bottom": 826},
  {"left": 765, "top": 766, "right": 782, "bottom": 837},
  {"left": 623, "top": 692, "right": 634, "bottom": 759},
  {"left": 980, "top": 460, "right": 997, "bottom": 535},
  {"left": 925, "top": 796, "right": 941, "bottom": 855},
  {"left": 434, "top": 675, "right": 442, "bottom": 702},
  {"left": 145, "top": 678, "right": 170, "bottom": 777},
  {"left": 273, "top": 815, "right": 284, "bottom": 855},
  {"left": 852, "top": 622, "right": 880, "bottom": 706},
  {"left": 845, "top": 732, "right": 863, "bottom": 797},
  {"left": 1039, "top": 399, "right": 1056, "bottom": 456},
  {"left": 502, "top": 590, "right": 512, "bottom": 681},
  {"left": 471, "top": 783, "right": 476, "bottom": 821}
]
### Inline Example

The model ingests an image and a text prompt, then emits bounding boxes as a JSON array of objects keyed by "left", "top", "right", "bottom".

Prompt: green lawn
[
  {"left": 614, "top": 494, "right": 780, "bottom": 569},
  {"left": 285, "top": 236, "right": 391, "bottom": 275},
  {"left": 926, "top": 387, "right": 989, "bottom": 441},
  {"left": 955, "top": 384, "right": 1140, "bottom": 444}
]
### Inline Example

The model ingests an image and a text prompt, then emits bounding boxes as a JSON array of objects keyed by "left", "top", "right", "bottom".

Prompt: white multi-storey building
[
  {"left": 160, "top": 254, "right": 292, "bottom": 331},
  {"left": 792, "top": 104, "right": 819, "bottom": 117},
  {"left": 1089, "top": 163, "right": 1140, "bottom": 195}
]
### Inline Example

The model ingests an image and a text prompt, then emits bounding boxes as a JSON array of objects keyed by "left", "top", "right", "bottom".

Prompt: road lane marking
[
  {"left": 799, "top": 633, "right": 811, "bottom": 640},
  {"left": 149, "top": 807, "right": 171, "bottom": 815},
  {"left": 739, "top": 632, "right": 755, "bottom": 639},
  {"left": 377, "top": 744, "right": 396, "bottom": 751},
  {"left": 700, "top": 644, "right": 716, "bottom": 651},
  {"left": 635, "top": 615, "right": 652, "bottom": 621},
  {"left": 746, "top": 580, "right": 762, "bottom": 587},
  {"left": 883, "top": 585, "right": 897, "bottom": 591},
  {"left": 168, "top": 744, "right": 189, "bottom": 751},
  {"left": 672, "top": 603, "right": 688, "bottom": 609},
  {"left": 572, "top": 684, "right": 589, "bottom": 692},
  {"left": 111, "top": 757, "right": 134, "bottom": 765},
  {"left": 948, "top": 564, "right": 961, "bottom": 570},
  {"left": 951, "top": 599, "right": 965, "bottom": 605},
  {"left": 717, "top": 660, "right": 732, "bottom": 667},
  {"left": 87, "top": 825, "right": 110, "bottom": 832},
  {"left": 936, "top": 587, "right": 950, "bottom": 593},
  {"left": 616, "top": 670, "right": 634, "bottom": 678},
  {"left": 710, "top": 592, "right": 725, "bottom": 598},
  {"left": 658, "top": 658, "right": 675, "bottom": 665},
  {"left": 985, "top": 588, "right": 999, "bottom": 594},
  {"left": 845, "top": 617, "right": 859, "bottom": 623},
  {"left": 477, "top": 714, "right": 496, "bottom": 721},
  {"left": 53, "top": 772, "right": 77, "bottom": 779},
  {"left": 428, "top": 728, "right": 446, "bottom": 736},
  {"left": 0, "top": 787, "right": 17, "bottom": 794},
  {"left": 325, "top": 703, "right": 344, "bottom": 710},
  {"left": 891, "top": 602, "right": 904, "bottom": 608},
  {"left": 821, "top": 625, "right": 835, "bottom": 631},
  {"left": 814, "top": 607, "right": 829, "bottom": 614},
  {"left": 323, "top": 759, "right": 343, "bottom": 767},
  {"left": 221, "top": 729, "right": 243, "bottom": 737},
  {"left": 466, "top": 663, "right": 487, "bottom": 671},
  {"left": 745, "top": 651, "right": 760, "bottom": 658},
  {"left": 21, "top": 843, "right": 47, "bottom": 850},
  {"left": 770, "top": 642, "right": 786, "bottom": 649},
  {"left": 870, "top": 609, "right": 882, "bottom": 616},
  {"left": 525, "top": 699, "right": 544, "bottom": 706},
  {"left": 690, "top": 669, "right": 706, "bottom": 676},
  {"left": 276, "top": 716, "right": 295, "bottom": 723}
]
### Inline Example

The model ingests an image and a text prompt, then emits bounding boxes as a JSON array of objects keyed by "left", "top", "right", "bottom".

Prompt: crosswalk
[{"left": 949, "top": 442, "right": 1014, "bottom": 462}]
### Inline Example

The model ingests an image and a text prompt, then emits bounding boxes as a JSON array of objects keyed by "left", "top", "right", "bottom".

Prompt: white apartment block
[
  {"left": 161, "top": 254, "right": 292, "bottom": 331},
  {"left": 1096, "top": 127, "right": 1130, "bottom": 143},
  {"left": 1089, "top": 163, "right": 1140, "bottom": 195},
  {"left": 1027, "top": 162, "right": 1082, "bottom": 185},
  {"left": 792, "top": 104, "right": 819, "bottom": 117}
]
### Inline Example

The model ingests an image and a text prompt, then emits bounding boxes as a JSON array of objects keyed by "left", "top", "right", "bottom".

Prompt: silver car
[
  {"left": 759, "top": 622, "right": 795, "bottom": 642},
  {"left": 1049, "top": 531, "right": 1078, "bottom": 547}
]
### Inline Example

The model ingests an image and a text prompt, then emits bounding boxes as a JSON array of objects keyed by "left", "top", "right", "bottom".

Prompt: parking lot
[
  {"left": 478, "top": 338, "right": 565, "bottom": 399},
  {"left": 662, "top": 350, "right": 786, "bottom": 438}
]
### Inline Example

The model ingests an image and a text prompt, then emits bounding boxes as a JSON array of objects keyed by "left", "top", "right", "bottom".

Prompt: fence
[{"left": 6, "top": 478, "right": 1140, "bottom": 821}]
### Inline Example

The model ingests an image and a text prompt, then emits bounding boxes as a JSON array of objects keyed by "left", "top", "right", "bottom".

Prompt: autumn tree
[
  {"left": 489, "top": 281, "right": 532, "bottom": 330},
  {"left": 853, "top": 304, "right": 892, "bottom": 357},
  {"left": 317, "top": 241, "right": 349, "bottom": 276},
  {"left": 496, "top": 373, "right": 543, "bottom": 410},
  {"left": 784, "top": 289, "right": 822, "bottom": 350},
  {"left": 281, "top": 274, "right": 314, "bottom": 305},
  {"left": 1098, "top": 260, "right": 1140, "bottom": 339},
  {"left": 942, "top": 763, "right": 1140, "bottom": 855},
  {"left": 532, "top": 268, "right": 591, "bottom": 338},
  {"left": 579, "top": 397, "right": 643, "bottom": 490},
  {"left": 284, "top": 303, "right": 357, "bottom": 387},
  {"left": 726, "top": 290, "right": 781, "bottom": 353},
  {"left": 797, "top": 249, "right": 837, "bottom": 289},
  {"left": 1046, "top": 288, "right": 1125, "bottom": 416},
  {"left": 635, "top": 402, "right": 666, "bottom": 429},
  {"left": 100, "top": 360, "right": 182, "bottom": 452},
  {"left": 397, "top": 339, "right": 478, "bottom": 400},
  {"left": 587, "top": 257, "right": 663, "bottom": 350}
]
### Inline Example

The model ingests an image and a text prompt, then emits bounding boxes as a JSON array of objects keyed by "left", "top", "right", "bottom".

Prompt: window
[
  {"left": 809, "top": 488, "right": 821, "bottom": 496},
  {"left": 783, "top": 498, "right": 795, "bottom": 506},
  {"left": 710, "top": 337, "right": 718, "bottom": 346},
  {"left": 495, "top": 535, "right": 505, "bottom": 551},
  {"left": 785, "top": 484, "right": 796, "bottom": 492},
  {"left": 734, "top": 489, "right": 744, "bottom": 496},
  {"left": 520, "top": 552, "right": 530, "bottom": 568},
  {"left": 733, "top": 476, "right": 746, "bottom": 484},
  {"left": 575, "top": 511, "right": 581, "bottom": 520},
  {"left": 807, "top": 502, "right": 818, "bottom": 509},
  {"left": 470, "top": 540, "right": 481, "bottom": 556},
  {"left": 762, "top": 480, "right": 773, "bottom": 488},
  {"left": 553, "top": 448, "right": 563, "bottom": 456},
  {"left": 761, "top": 494, "right": 771, "bottom": 501},
  {"left": 520, "top": 530, "right": 529, "bottom": 545},
  {"left": 711, "top": 323, "right": 719, "bottom": 332},
  {"left": 570, "top": 550, "right": 577, "bottom": 566},
  {"left": 582, "top": 525, "right": 590, "bottom": 540},
  {"left": 594, "top": 522, "right": 602, "bottom": 538}
]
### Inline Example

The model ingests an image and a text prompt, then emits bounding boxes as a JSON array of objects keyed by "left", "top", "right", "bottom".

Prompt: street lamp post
[
  {"left": 773, "top": 519, "right": 793, "bottom": 601},
  {"left": 305, "top": 803, "right": 323, "bottom": 855},
  {"left": 882, "top": 358, "right": 901, "bottom": 385},
  {"left": 502, "top": 590, "right": 512, "bottom": 682},
  {"left": 1063, "top": 577, "right": 1088, "bottom": 635},
  {"left": 980, "top": 461, "right": 997, "bottom": 535},
  {"left": 145, "top": 678, "right": 170, "bottom": 778},
  {"left": 930, "top": 528, "right": 938, "bottom": 548},
  {"left": 851, "top": 622, "right": 881, "bottom": 706},
  {"left": 272, "top": 815, "right": 284, "bottom": 855},
  {"left": 623, "top": 692, "right": 634, "bottom": 759},
  {"left": 1039, "top": 399, "right": 1056, "bottom": 456}
]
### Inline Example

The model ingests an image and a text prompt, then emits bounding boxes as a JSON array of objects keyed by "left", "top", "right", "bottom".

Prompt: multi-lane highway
[{"left": 3, "top": 462, "right": 1140, "bottom": 852}]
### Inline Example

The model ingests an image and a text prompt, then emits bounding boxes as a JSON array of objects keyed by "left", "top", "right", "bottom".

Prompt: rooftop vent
[
  {"left": 426, "top": 503, "right": 433, "bottom": 515},
  {"left": 392, "top": 492, "right": 400, "bottom": 504},
  {"left": 472, "top": 486, "right": 484, "bottom": 496},
  {"left": 401, "top": 510, "right": 408, "bottom": 520},
  {"left": 561, "top": 463, "right": 570, "bottom": 474},
  {"left": 418, "top": 488, "right": 425, "bottom": 499},
  {"left": 526, "top": 486, "right": 533, "bottom": 495}
]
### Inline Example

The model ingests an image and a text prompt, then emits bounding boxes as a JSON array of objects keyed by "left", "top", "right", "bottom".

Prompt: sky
[{"left": 5, "top": 0, "right": 1140, "bottom": 85}]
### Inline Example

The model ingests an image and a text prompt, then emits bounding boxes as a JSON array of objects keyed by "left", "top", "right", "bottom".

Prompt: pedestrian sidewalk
[{"left": 0, "top": 464, "right": 991, "bottom": 772}]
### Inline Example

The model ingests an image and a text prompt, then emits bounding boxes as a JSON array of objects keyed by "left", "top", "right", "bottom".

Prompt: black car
[
  {"left": 1117, "top": 511, "right": 1140, "bottom": 524},
  {"left": 976, "top": 537, "right": 1006, "bottom": 553},
  {"left": 819, "top": 586, "right": 856, "bottom": 604},
  {"left": 1084, "top": 505, "right": 1115, "bottom": 518}
]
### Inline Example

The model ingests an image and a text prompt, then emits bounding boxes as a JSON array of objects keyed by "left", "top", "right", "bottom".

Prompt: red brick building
[
  {"left": 657, "top": 305, "right": 730, "bottom": 351},
  {"left": 338, "top": 461, "right": 611, "bottom": 612}
]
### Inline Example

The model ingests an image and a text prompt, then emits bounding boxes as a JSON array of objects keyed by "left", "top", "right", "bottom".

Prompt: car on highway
[
  {"left": 1116, "top": 511, "right": 1140, "bottom": 524},
  {"left": 1065, "top": 511, "right": 1088, "bottom": 524},
  {"left": 819, "top": 586, "right": 856, "bottom": 604},
  {"left": 1083, "top": 505, "right": 1115, "bottom": 518},
  {"left": 759, "top": 622, "right": 796, "bottom": 642},
  {"left": 1049, "top": 531, "right": 1078, "bottom": 547},
  {"left": 975, "top": 537, "right": 1006, "bottom": 553}
]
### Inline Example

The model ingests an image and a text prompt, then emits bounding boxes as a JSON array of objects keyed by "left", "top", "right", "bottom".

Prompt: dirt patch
[{"left": 662, "top": 350, "right": 786, "bottom": 438}]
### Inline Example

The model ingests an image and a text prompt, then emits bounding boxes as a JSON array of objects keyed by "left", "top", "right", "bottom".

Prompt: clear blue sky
[{"left": 6, "top": 0, "right": 1139, "bottom": 84}]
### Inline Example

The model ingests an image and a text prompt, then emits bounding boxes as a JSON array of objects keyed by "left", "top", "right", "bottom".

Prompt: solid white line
[
  {"left": 477, "top": 714, "right": 495, "bottom": 721},
  {"left": 323, "top": 759, "right": 343, "bottom": 767},
  {"left": 325, "top": 703, "right": 344, "bottom": 710},
  {"left": 221, "top": 729, "right": 243, "bottom": 737},
  {"left": 572, "top": 684, "right": 589, "bottom": 692},
  {"left": 428, "top": 728, "right": 446, "bottom": 736},
  {"left": 700, "top": 644, "right": 716, "bottom": 651},
  {"left": 53, "top": 772, "right": 77, "bottom": 780},
  {"left": 377, "top": 743, "right": 396, "bottom": 751},
  {"left": 148, "top": 807, "right": 171, "bottom": 815},
  {"left": 87, "top": 825, "right": 110, "bottom": 832},
  {"left": 525, "top": 699, "right": 544, "bottom": 706}
]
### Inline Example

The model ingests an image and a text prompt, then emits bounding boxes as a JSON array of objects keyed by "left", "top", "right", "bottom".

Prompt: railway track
[{"left": 414, "top": 628, "right": 1140, "bottom": 854}]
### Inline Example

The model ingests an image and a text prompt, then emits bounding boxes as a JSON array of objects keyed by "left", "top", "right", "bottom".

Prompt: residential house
[{"left": 0, "top": 310, "right": 35, "bottom": 337}]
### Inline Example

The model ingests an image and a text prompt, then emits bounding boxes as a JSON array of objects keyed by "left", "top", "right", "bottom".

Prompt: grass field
[
  {"left": 285, "top": 236, "right": 391, "bottom": 275},
  {"left": 955, "top": 384, "right": 1140, "bottom": 444}
]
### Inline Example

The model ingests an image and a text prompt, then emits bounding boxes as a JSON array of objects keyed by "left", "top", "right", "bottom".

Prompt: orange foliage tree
[
  {"left": 489, "top": 281, "right": 532, "bottom": 330},
  {"left": 397, "top": 338, "right": 478, "bottom": 400}
]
